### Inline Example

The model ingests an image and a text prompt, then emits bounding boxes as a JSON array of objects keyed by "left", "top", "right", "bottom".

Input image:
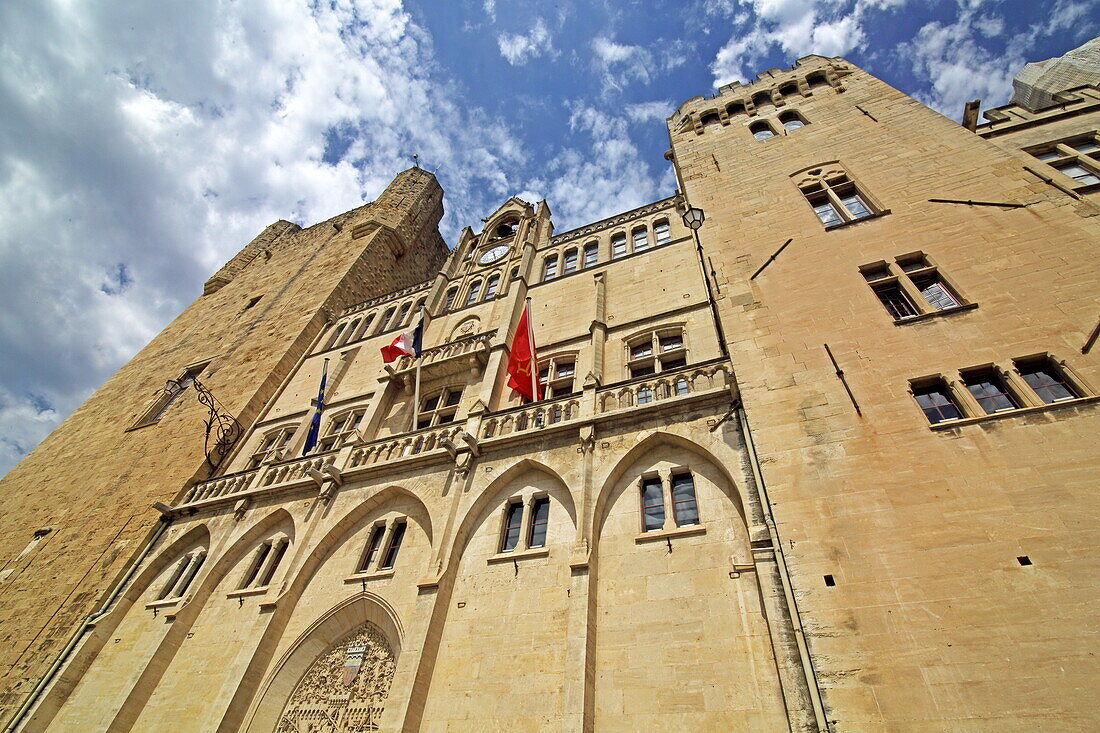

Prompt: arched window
[
  {"left": 700, "top": 111, "right": 721, "bottom": 127},
  {"left": 654, "top": 219, "right": 670, "bottom": 244},
  {"left": 337, "top": 318, "right": 360, "bottom": 347},
  {"left": 484, "top": 273, "right": 500, "bottom": 300},
  {"left": 637, "top": 385, "right": 654, "bottom": 405},
  {"left": 393, "top": 302, "right": 412, "bottom": 328},
  {"left": 411, "top": 298, "right": 426, "bottom": 321},
  {"left": 491, "top": 216, "right": 519, "bottom": 240},
  {"left": 249, "top": 427, "right": 295, "bottom": 467},
  {"left": 632, "top": 226, "right": 650, "bottom": 252},
  {"left": 498, "top": 496, "right": 551, "bottom": 553},
  {"left": 355, "top": 313, "right": 375, "bottom": 341},
  {"left": 780, "top": 111, "right": 807, "bottom": 131},
  {"left": 418, "top": 386, "right": 463, "bottom": 429},
  {"left": 239, "top": 534, "right": 290, "bottom": 589},
  {"left": 375, "top": 307, "right": 396, "bottom": 335},
  {"left": 562, "top": 248, "right": 578, "bottom": 274},
  {"left": 807, "top": 70, "right": 830, "bottom": 89},
  {"left": 324, "top": 323, "right": 347, "bottom": 350},
  {"left": 583, "top": 241, "right": 598, "bottom": 267},
  {"left": 156, "top": 548, "right": 207, "bottom": 601},
  {"left": 464, "top": 280, "right": 482, "bottom": 306},
  {"left": 611, "top": 233, "right": 628, "bottom": 259},
  {"left": 443, "top": 287, "right": 458, "bottom": 312},
  {"left": 627, "top": 329, "right": 687, "bottom": 378},
  {"left": 752, "top": 91, "right": 774, "bottom": 110},
  {"left": 543, "top": 255, "right": 558, "bottom": 280},
  {"left": 778, "top": 81, "right": 799, "bottom": 97},
  {"left": 726, "top": 101, "right": 746, "bottom": 117},
  {"left": 750, "top": 121, "right": 775, "bottom": 141},
  {"left": 674, "top": 377, "right": 690, "bottom": 396}
]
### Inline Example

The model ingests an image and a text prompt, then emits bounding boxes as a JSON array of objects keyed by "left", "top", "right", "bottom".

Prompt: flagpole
[
  {"left": 526, "top": 297, "right": 538, "bottom": 403},
  {"left": 411, "top": 306, "right": 425, "bottom": 433}
]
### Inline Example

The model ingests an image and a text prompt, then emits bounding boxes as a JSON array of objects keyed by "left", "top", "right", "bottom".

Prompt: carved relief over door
[{"left": 278, "top": 622, "right": 396, "bottom": 732}]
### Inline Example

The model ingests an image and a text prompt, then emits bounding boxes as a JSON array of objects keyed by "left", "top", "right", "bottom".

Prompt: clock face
[{"left": 479, "top": 245, "right": 509, "bottom": 264}]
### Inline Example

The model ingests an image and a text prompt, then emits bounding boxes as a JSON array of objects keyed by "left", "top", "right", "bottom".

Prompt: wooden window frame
[
  {"left": 417, "top": 386, "right": 463, "bottom": 429},
  {"left": 909, "top": 377, "right": 965, "bottom": 425},
  {"left": 1025, "top": 133, "right": 1100, "bottom": 189}
]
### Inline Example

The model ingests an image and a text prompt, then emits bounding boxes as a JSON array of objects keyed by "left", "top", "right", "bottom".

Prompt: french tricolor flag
[{"left": 380, "top": 313, "right": 424, "bottom": 363}]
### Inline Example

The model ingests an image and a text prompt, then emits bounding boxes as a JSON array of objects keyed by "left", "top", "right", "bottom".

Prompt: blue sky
[{"left": 0, "top": 0, "right": 1096, "bottom": 476}]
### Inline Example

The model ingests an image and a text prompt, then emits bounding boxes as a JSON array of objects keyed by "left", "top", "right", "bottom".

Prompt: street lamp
[{"left": 682, "top": 206, "right": 705, "bottom": 231}]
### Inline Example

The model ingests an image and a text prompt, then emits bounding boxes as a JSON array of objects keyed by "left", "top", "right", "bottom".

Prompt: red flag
[{"left": 506, "top": 304, "right": 543, "bottom": 402}]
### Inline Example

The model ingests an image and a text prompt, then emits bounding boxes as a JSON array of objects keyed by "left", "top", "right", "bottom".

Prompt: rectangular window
[
  {"left": 632, "top": 229, "right": 650, "bottom": 252},
  {"left": 963, "top": 371, "right": 1019, "bottom": 414},
  {"left": 611, "top": 234, "right": 628, "bottom": 259},
  {"left": 1016, "top": 359, "right": 1079, "bottom": 404},
  {"left": 241, "top": 543, "right": 271, "bottom": 588},
  {"left": 563, "top": 250, "right": 578, "bottom": 274},
  {"left": 630, "top": 342, "right": 653, "bottom": 360},
  {"left": 641, "top": 477, "right": 664, "bottom": 532},
  {"left": 654, "top": 220, "right": 670, "bottom": 243},
  {"left": 912, "top": 382, "right": 963, "bottom": 424},
  {"left": 528, "top": 498, "right": 550, "bottom": 548},
  {"left": 544, "top": 256, "right": 558, "bottom": 279},
  {"left": 443, "top": 288, "right": 458, "bottom": 312},
  {"left": 500, "top": 502, "right": 523, "bottom": 552},
  {"left": 379, "top": 522, "right": 406, "bottom": 569},
  {"left": 910, "top": 274, "right": 961, "bottom": 311},
  {"left": 464, "top": 282, "right": 481, "bottom": 305},
  {"left": 671, "top": 474, "right": 699, "bottom": 527},
  {"left": 1055, "top": 163, "right": 1100, "bottom": 185},
  {"left": 357, "top": 525, "right": 385, "bottom": 573},
  {"left": 583, "top": 243, "right": 598, "bottom": 267},
  {"left": 660, "top": 356, "right": 687, "bottom": 371},
  {"left": 259, "top": 540, "right": 288, "bottom": 586},
  {"left": 872, "top": 284, "right": 918, "bottom": 320},
  {"left": 798, "top": 170, "right": 879, "bottom": 228},
  {"left": 659, "top": 334, "right": 683, "bottom": 352},
  {"left": 1028, "top": 136, "right": 1100, "bottom": 187}
]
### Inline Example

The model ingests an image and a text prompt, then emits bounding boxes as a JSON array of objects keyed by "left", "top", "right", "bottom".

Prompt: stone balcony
[{"left": 176, "top": 358, "right": 735, "bottom": 512}]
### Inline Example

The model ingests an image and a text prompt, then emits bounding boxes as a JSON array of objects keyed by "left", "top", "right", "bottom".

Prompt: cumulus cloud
[
  {"left": 498, "top": 17, "right": 556, "bottom": 65},
  {"left": 0, "top": 0, "right": 527, "bottom": 476},
  {"left": 710, "top": 0, "right": 871, "bottom": 87},
  {"left": 902, "top": 0, "right": 1097, "bottom": 117}
]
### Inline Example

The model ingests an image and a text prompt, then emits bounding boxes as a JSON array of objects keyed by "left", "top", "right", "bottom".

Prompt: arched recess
[
  {"left": 30, "top": 525, "right": 211, "bottom": 732},
  {"left": 225, "top": 485, "right": 434, "bottom": 733},
  {"left": 244, "top": 592, "right": 404, "bottom": 732},
  {"left": 589, "top": 432, "right": 788, "bottom": 730},
  {"left": 106, "top": 508, "right": 296, "bottom": 732},
  {"left": 416, "top": 459, "right": 578, "bottom": 730}
]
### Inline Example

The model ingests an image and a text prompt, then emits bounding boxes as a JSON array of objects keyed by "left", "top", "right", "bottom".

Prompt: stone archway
[{"left": 277, "top": 621, "right": 396, "bottom": 732}]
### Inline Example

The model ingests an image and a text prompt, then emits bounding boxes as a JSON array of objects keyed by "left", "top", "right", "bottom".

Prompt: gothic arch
[
  {"left": 444, "top": 458, "right": 577, "bottom": 576},
  {"left": 26, "top": 524, "right": 212, "bottom": 731},
  {"left": 214, "top": 486, "right": 431, "bottom": 732},
  {"left": 105, "top": 507, "right": 296, "bottom": 731},
  {"left": 591, "top": 430, "right": 748, "bottom": 543},
  {"left": 243, "top": 592, "right": 403, "bottom": 732}
]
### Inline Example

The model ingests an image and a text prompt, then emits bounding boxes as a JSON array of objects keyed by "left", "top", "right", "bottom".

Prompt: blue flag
[{"left": 302, "top": 359, "right": 328, "bottom": 455}]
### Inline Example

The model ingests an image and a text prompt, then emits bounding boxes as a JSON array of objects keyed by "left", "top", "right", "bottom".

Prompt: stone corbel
[
  {"left": 569, "top": 537, "right": 590, "bottom": 570},
  {"left": 453, "top": 451, "right": 474, "bottom": 479},
  {"left": 578, "top": 424, "right": 596, "bottom": 454},
  {"left": 582, "top": 371, "right": 600, "bottom": 389},
  {"left": 233, "top": 497, "right": 251, "bottom": 522}
]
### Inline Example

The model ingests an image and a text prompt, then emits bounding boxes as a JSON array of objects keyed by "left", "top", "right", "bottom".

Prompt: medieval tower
[{"left": 0, "top": 48, "right": 1097, "bottom": 731}]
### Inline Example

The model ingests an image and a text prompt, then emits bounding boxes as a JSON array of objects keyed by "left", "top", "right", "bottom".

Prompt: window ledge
[
  {"left": 343, "top": 569, "right": 396, "bottom": 584},
  {"left": 824, "top": 209, "right": 891, "bottom": 231},
  {"left": 930, "top": 394, "right": 1100, "bottom": 430},
  {"left": 894, "top": 302, "right": 979, "bottom": 325},
  {"left": 144, "top": 598, "right": 180, "bottom": 610},
  {"left": 1075, "top": 181, "right": 1100, "bottom": 194},
  {"left": 635, "top": 523, "right": 707, "bottom": 544},
  {"left": 487, "top": 546, "right": 550, "bottom": 564},
  {"left": 226, "top": 586, "right": 269, "bottom": 599}
]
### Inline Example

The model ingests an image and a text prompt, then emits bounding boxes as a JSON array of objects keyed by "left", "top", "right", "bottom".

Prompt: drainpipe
[
  {"left": 737, "top": 406, "right": 830, "bottom": 732},
  {"left": 4, "top": 511, "right": 172, "bottom": 733}
]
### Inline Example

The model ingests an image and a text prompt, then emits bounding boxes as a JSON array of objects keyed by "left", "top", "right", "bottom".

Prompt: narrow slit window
[
  {"left": 562, "top": 249, "right": 578, "bottom": 274},
  {"left": 379, "top": 522, "right": 406, "bottom": 569},
  {"left": 501, "top": 502, "right": 523, "bottom": 552},
  {"left": 641, "top": 477, "right": 664, "bottom": 532},
  {"left": 357, "top": 525, "right": 385, "bottom": 573},
  {"left": 157, "top": 558, "right": 190, "bottom": 600},
  {"left": 443, "top": 288, "right": 458, "bottom": 312},
  {"left": 632, "top": 228, "right": 650, "bottom": 252},
  {"left": 654, "top": 219, "right": 670, "bottom": 243},
  {"left": 241, "top": 543, "right": 271, "bottom": 588},
  {"left": 464, "top": 281, "right": 481, "bottom": 306},
  {"left": 611, "top": 233, "right": 628, "bottom": 259},
  {"left": 259, "top": 539, "right": 288, "bottom": 586},
  {"left": 671, "top": 473, "right": 699, "bottom": 527},
  {"left": 528, "top": 498, "right": 550, "bottom": 549},
  {"left": 544, "top": 255, "right": 558, "bottom": 280},
  {"left": 484, "top": 274, "right": 500, "bottom": 300},
  {"left": 175, "top": 553, "right": 205, "bottom": 597}
]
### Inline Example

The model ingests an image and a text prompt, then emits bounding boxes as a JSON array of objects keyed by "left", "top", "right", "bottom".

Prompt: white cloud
[
  {"left": 591, "top": 37, "right": 656, "bottom": 94},
  {"left": 0, "top": 0, "right": 528, "bottom": 476},
  {"left": 498, "top": 17, "right": 556, "bottom": 65},
  {"left": 710, "top": 0, "right": 874, "bottom": 87},
  {"left": 625, "top": 100, "right": 676, "bottom": 123}
]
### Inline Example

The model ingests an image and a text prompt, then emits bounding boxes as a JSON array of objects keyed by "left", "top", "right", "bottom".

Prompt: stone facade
[{"left": 2, "top": 53, "right": 1099, "bottom": 732}]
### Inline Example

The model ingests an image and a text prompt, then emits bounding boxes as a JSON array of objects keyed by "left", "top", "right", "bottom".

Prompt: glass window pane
[
  {"left": 631, "top": 364, "right": 655, "bottom": 378},
  {"left": 675, "top": 378, "right": 690, "bottom": 395},
  {"left": 380, "top": 523, "right": 405, "bottom": 569},
  {"left": 611, "top": 235, "right": 627, "bottom": 258},
  {"left": 445, "top": 389, "right": 462, "bottom": 406},
  {"left": 753, "top": 128, "right": 775, "bottom": 140},
  {"left": 965, "top": 375, "right": 1018, "bottom": 414},
  {"left": 1057, "top": 163, "right": 1100, "bottom": 185},
  {"left": 913, "top": 386, "right": 962, "bottom": 424},
  {"left": 633, "top": 229, "right": 650, "bottom": 251},
  {"left": 1020, "top": 364, "right": 1077, "bottom": 403},
  {"left": 642, "top": 479, "right": 664, "bottom": 531},
  {"left": 813, "top": 201, "right": 842, "bottom": 226},
  {"left": 912, "top": 275, "right": 960, "bottom": 311},
  {"left": 840, "top": 193, "right": 871, "bottom": 219},
  {"left": 583, "top": 244, "right": 598, "bottom": 266},
  {"left": 637, "top": 386, "right": 653, "bottom": 405},
  {"left": 782, "top": 118, "right": 804, "bottom": 130},
  {"left": 422, "top": 394, "right": 440, "bottom": 412},
  {"left": 660, "top": 335, "right": 683, "bottom": 351},
  {"left": 528, "top": 498, "right": 550, "bottom": 548},
  {"left": 1071, "top": 141, "right": 1099, "bottom": 154},
  {"left": 672, "top": 474, "right": 699, "bottom": 527},
  {"left": 501, "top": 503, "right": 523, "bottom": 552},
  {"left": 1033, "top": 150, "right": 1060, "bottom": 162},
  {"left": 631, "top": 342, "right": 653, "bottom": 359},
  {"left": 654, "top": 222, "right": 670, "bottom": 242},
  {"left": 873, "top": 285, "right": 918, "bottom": 320}
]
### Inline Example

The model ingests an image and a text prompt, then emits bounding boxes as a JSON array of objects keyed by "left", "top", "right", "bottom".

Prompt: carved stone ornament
[
  {"left": 451, "top": 316, "right": 480, "bottom": 340},
  {"left": 278, "top": 622, "right": 396, "bottom": 732}
]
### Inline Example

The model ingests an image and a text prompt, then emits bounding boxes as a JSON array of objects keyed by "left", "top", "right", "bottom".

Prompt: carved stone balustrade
[{"left": 480, "top": 396, "right": 582, "bottom": 439}]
